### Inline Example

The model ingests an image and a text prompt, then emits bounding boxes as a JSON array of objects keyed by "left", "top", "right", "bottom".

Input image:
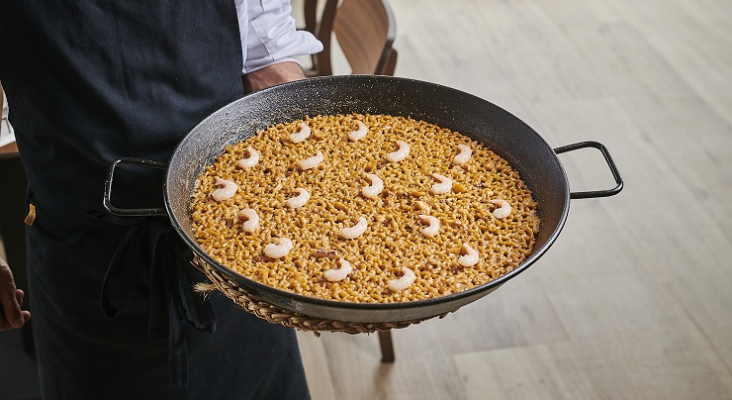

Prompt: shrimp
[
  {"left": 263, "top": 237, "right": 294, "bottom": 259},
  {"left": 489, "top": 199, "right": 512, "bottom": 219},
  {"left": 458, "top": 243, "right": 479, "bottom": 267},
  {"left": 453, "top": 144, "right": 472, "bottom": 165},
  {"left": 211, "top": 177, "right": 237, "bottom": 201},
  {"left": 429, "top": 173, "right": 452, "bottom": 194},
  {"left": 299, "top": 151, "right": 324, "bottom": 170},
  {"left": 361, "top": 173, "right": 384, "bottom": 198},
  {"left": 287, "top": 188, "right": 311, "bottom": 209},
  {"left": 339, "top": 217, "right": 368, "bottom": 239},
  {"left": 289, "top": 122, "right": 311, "bottom": 143},
  {"left": 349, "top": 120, "right": 368, "bottom": 141},
  {"left": 237, "top": 208, "right": 259, "bottom": 233},
  {"left": 418, "top": 215, "right": 440, "bottom": 238},
  {"left": 386, "top": 140, "right": 410, "bottom": 162},
  {"left": 387, "top": 267, "right": 416, "bottom": 292},
  {"left": 323, "top": 258, "right": 353, "bottom": 282},
  {"left": 236, "top": 146, "right": 259, "bottom": 170}
]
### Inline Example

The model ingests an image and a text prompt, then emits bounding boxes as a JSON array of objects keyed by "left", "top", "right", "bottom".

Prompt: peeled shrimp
[
  {"left": 458, "top": 243, "right": 479, "bottom": 267},
  {"left": 339, "top": 217, "right": 368, "bottom": 239},
  {"left": 386, "top": 140, "right": 410, "bottom": 162},
  {"left": 211, "top": 177, "right": 237, "bottom": 201},
  {"left": 323, "top": 258, "right": 353, "bottom": 282},
  {"left": 361, "top": 173, "right": 384, "bottom": 198},
  {"left": 489, "top": 199, "right": 512, "bottom": 219},
  {"left": 236, "top": 146, "right": 259, "bottom": 170},
  {"left": 349, "top": 120, "right": 368, "bottom": 141},
  {"left": 418, "top": 215, "right": 440, "bottom": 238},
  {"left": 237, "top": 209, "right": 259, "bottom": 233},
  {"left": 287, "top": 188, "right": 311, "bottom": 209},
  {"left": 429, "top": 173, "right": 452, "bottom": 194},
  {"left": 453, "top": 144, "right": 472, "bottom": 165},
  {"left": 289, "top": 122, "right": 311, "bottom": 143},
  {"left": 388, "top": 267, "right": 416, "bottom": 292},
  {"left": 263, "top": 237, "right": 294, "bottom": 259},
  {"left": 299, "top": 151, "right": 324, "bottom": 170}
]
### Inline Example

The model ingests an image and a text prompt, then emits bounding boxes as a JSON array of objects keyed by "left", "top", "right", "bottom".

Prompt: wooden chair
[
  {"left": 303, "top": 0, "right": 398, "bottom": 76},
  {"left": 300, "top": 0, "right": 399, "bottom": 363}
]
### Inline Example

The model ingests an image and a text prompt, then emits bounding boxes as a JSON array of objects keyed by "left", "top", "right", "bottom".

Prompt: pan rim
[{"left": 164, "top": 75, "right": 571, "bottom": 322}]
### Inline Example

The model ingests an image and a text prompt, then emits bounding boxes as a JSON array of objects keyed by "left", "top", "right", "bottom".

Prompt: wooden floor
[{"left": 294, "top": 0, "right": 732, "bottom": 399}]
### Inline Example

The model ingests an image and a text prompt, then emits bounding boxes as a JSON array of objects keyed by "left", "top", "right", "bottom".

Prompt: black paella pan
[{"left": 104, "top": 75, "right": 623, "bottom": 324}]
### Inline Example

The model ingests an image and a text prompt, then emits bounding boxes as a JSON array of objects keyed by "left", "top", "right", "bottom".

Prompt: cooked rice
[{"left": 190, "top": 114, "right": 539, "bottom": 303}]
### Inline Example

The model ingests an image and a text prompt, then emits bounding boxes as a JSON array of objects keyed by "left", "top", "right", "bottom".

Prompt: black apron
[{"left": 1, "top": 1, "right": 310, "bottom": 398}]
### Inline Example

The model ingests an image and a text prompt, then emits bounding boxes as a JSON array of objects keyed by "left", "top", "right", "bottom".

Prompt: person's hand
[
  {"left": 244, "top": 61, "right": 307, "bottom": 93},
  {"left": 0, "top": 256, "right": 31, "bottom": 331}
]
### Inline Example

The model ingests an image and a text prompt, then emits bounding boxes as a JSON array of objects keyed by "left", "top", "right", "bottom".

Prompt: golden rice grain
[{"left": 190, "top": 114, "right": 539, "bottom": 303}]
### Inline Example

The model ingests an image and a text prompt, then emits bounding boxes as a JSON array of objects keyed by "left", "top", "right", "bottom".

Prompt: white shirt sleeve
[
  {"left": 1, "top": 89, "right": 16, "bottom": 147},
  {"left": 234, "top": 0, "right": 323, "bottom": 74}
]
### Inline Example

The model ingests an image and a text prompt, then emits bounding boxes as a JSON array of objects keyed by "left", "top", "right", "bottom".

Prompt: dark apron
[{"left": 1, "top": 1, "right": 310, "bottom": 398}]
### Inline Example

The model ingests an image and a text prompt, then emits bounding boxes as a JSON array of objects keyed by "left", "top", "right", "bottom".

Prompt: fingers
[
  {"left": 0, "top": 297, "right": 27, "bottom": 330},
  {"left": 15, "top": 289, "right": 31, "bottom": 323},
  {"left": 0, "top": 298, "right": 29, "bottom": 330},
  {"left": 16, "top": 288, "right": 24, "bottom": 305},
  {"left": 2, "top": 310, "right": 31, "bottom": 330},
  {"left": 8, "top": 291, "right": 31, "bottom": 327},
  {"left": 0, "top": 259, "right": 28, "bottom": 331}
]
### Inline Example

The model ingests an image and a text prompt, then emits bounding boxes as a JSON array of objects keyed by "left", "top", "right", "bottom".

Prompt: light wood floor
[{"left": 293, "top": 0, "right": 732, "bottom": 399}]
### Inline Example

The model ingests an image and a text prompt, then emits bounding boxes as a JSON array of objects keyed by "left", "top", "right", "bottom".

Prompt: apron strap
[{"left": 101, "top": 218, "right": 217, "bottom": 389}]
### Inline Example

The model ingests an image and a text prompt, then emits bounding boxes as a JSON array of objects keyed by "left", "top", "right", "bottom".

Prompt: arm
[
  {"left": 243, "top": 60, "right": 306, "bottom": 92},
  {"left": 0, "top": 256, "right": 31, "bottom": 331},
  {"left": 0, "top": 145, "right": 28, "bottom": 331},
  {"left": 0, "top": 84, "right": 28, "bottom": 328},
  {"left": 239, "top": 0, "right": 322, "bottom": 92}
]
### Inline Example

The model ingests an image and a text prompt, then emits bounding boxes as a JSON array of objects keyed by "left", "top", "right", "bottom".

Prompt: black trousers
[{"left": 26, "top": 199, "right": 310, "bottom": 399}]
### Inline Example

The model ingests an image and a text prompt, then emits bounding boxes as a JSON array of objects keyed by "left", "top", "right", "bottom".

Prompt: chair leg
[{"left": 377, "top": 330, "right": 395, "bottom": 363}]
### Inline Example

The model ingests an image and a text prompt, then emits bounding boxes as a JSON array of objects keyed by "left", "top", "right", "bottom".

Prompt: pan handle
[
  {"left": 554, "top": 141, "right": 623, "bottom": 199},
  {"left": 103, "top": 157, "right": 168, "bottom": 217}
]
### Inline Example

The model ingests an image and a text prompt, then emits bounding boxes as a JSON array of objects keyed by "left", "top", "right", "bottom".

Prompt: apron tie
[{"left": 101, "top": 218, "right": 217, "bottom": 389}]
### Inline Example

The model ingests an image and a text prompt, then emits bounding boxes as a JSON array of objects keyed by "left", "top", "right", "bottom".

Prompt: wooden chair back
[{"left": 305, "top": 0, "right": 398, "bottom": 76}]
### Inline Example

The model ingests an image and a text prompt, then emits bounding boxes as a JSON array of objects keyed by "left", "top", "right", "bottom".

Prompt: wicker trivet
[{"left": 192, "top": 256, "right": 451, "bottom": 334}]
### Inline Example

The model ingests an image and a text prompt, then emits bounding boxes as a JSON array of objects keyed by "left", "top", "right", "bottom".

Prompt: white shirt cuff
[
  {"left": 241, "top": 0, "right": 323, "bottom": 74},
  {"left": 1, "top": 93, "right": 15, "bottom": 147}
]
